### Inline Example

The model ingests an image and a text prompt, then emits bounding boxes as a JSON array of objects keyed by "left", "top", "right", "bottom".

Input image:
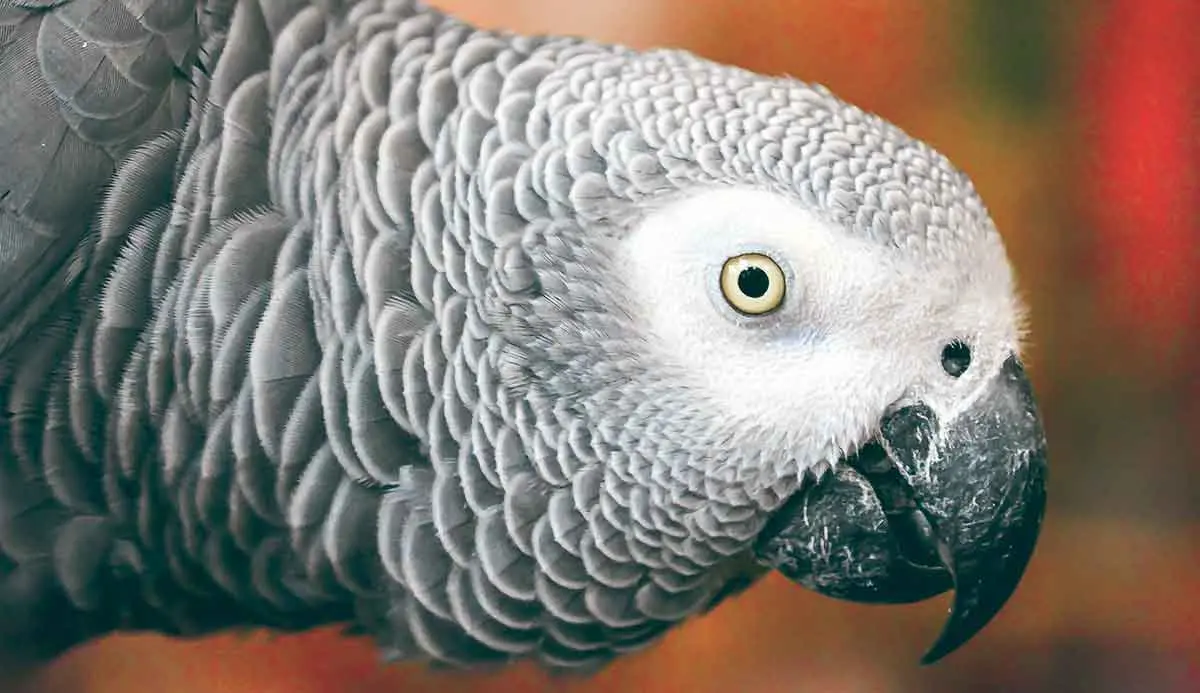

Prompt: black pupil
[
  {"left": 737, "top": 266, "right": 770, "bottom": 298},
  {"left": 941, "top": 340, "right": 972, "bottom": 377}
]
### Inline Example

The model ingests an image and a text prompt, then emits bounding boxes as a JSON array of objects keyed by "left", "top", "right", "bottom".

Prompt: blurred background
[{"left": 13, "top": 0, "right": 1199, "bottom": 690}]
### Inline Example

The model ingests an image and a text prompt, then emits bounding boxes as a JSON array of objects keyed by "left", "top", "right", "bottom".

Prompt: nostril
[{"left": 941, "top": 340, "right": 972, "bottom": 377}]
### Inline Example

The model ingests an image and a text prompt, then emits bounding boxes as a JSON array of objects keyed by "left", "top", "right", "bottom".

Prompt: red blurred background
[{"left": 12, "top": 0, "right": 1199, "bottom": 691}]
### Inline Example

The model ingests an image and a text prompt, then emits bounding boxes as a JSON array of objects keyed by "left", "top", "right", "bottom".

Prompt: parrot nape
[{"left": 0, "top": 0, "right": 1048, "bottom": 674}]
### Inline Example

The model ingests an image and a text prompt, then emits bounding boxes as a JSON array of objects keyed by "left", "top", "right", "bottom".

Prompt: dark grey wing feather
[
  {"left": 0, "top": 0, "right": 195, "bottom": 354},
  {"left": 0, "top": 0, "right": 195, "bottom": 661}
]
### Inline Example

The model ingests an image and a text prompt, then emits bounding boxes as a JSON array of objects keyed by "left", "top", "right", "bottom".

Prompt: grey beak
[{"left": 754, "top": 355, "right": 1048, "bottom": 664}]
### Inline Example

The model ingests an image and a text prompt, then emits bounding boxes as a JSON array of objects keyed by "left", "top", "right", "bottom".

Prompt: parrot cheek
[{"left": 752, "top": 354, "right": 1048, "bottom": 665}]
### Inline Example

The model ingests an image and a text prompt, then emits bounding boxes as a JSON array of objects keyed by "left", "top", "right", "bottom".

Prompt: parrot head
[
  {"left": 476, "top": 45, "right": 1047, "bottom": 665},
  {"left": 620, "top": 186, "right": 1047, "bottom": 664}
]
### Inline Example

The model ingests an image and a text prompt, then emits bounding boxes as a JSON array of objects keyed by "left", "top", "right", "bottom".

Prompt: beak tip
[
  {"left": 916, "top": 604, "right": 985, "bottom": 665},
  {"left": 919, "top": 635, "right": 964, "bottom": 666},
  {"left": 918, "top": 647, "right": 948, "bottom": 667},
  {"left": 915, "top": 469, "right": 1047, "bottom": 666}
]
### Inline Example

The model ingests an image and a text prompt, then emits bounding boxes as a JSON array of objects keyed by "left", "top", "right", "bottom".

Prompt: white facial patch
[{"left": 615, "top": 186, "right": 1023, "bottom": 474}]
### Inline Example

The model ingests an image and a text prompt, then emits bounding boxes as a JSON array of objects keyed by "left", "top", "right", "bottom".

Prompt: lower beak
[{"left": 754, "top": 355, "right": 1049, "bottom": 663}]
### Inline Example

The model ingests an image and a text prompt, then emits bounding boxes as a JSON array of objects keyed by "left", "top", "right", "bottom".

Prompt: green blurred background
[{"left": 15, "top": 0, "right": 1199, "bottom": 691}]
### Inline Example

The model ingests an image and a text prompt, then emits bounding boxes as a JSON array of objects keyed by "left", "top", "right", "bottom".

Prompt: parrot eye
[
  {"left": 940, "top": 340, "right": 972, "bottom": 377},
  {"left": 720, "top": 253, "right": 786, "bottom": 315}
]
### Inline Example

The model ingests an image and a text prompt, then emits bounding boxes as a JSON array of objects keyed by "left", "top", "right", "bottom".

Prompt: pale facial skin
[{"left": 619, "top": 186, "right": 1025, "bottom": 490}]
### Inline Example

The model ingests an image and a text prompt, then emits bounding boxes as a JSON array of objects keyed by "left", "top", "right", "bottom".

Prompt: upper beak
[{"left": 754, "top": 354, "right": 1048, "bottom": 663}]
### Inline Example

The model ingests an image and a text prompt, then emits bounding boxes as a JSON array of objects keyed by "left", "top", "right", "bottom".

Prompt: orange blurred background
[{"left": 12, "top": 0, "right": 1199, "bottom": 691}]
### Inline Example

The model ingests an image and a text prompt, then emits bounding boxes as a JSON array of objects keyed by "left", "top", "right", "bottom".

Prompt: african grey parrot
[{"left": 0, "top": 0, "right": 1048, "bottom": 674}]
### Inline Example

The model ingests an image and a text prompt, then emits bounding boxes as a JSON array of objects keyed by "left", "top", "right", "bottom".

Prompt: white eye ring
[{"left": 720, "top": 253, "right": 786, "bottom": 315}]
